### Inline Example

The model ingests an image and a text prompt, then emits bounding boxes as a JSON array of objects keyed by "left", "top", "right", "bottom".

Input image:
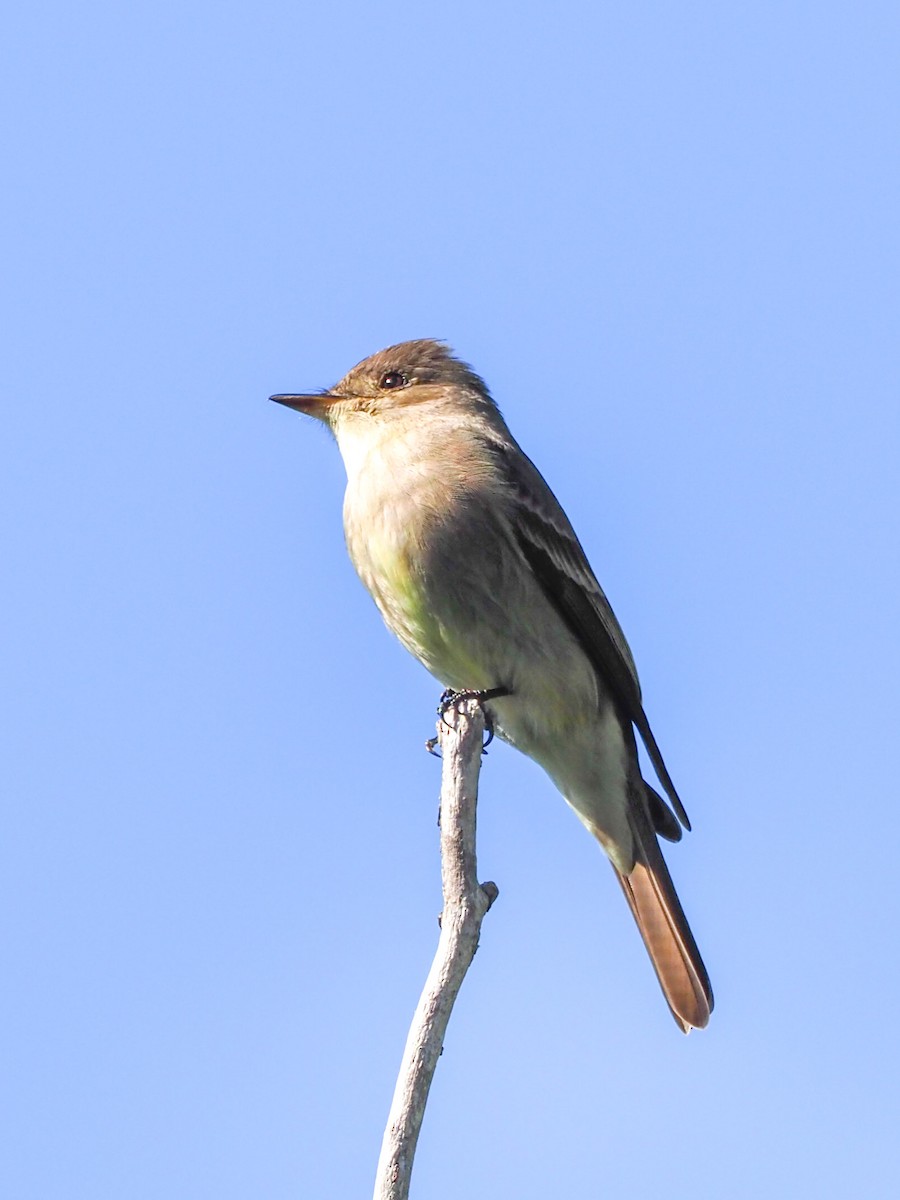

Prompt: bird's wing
[{"left": 493, "top": 438, "right": 691, "bottom": 831}]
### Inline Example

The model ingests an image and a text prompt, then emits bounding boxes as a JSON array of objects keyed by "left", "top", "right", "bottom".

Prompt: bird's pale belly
[
  {"left": 347, "top": 527, "right": 483, "bottom": 684},
  {"left": 351, "top": 509, "right": 599, "bottom": 700}
]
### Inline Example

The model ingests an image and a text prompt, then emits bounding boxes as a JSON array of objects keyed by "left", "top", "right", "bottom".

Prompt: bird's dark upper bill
[{"left": 269, "top": 392, "right": 332, "bottom": 411}]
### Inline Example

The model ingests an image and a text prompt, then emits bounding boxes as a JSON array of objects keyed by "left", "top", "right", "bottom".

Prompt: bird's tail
[{"left": 613, "top": 798, "right": 714, "bottom": 1032}]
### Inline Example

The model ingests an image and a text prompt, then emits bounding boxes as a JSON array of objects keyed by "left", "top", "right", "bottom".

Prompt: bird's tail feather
[{"left": 613, "top": 800, "right": 714, "bottom": 1032}]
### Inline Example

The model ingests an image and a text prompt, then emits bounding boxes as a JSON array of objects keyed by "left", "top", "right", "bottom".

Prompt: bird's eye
[{"left": 379, "top": 371, "right": 408, "bottom": 390}]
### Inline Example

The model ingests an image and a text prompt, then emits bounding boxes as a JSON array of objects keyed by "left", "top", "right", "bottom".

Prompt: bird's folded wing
[{"left": 494, "top": 438, "right": 691, "bottom": 831}]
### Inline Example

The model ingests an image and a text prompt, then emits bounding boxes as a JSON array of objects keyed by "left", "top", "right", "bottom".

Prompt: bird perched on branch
[{"left": 272, "top": 339, "right": 713, "bottom": 1031}]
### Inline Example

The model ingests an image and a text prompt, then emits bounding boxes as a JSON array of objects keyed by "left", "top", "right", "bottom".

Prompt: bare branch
[{"left": 373, "top": 699, "right": 498, "bottom": 1200}]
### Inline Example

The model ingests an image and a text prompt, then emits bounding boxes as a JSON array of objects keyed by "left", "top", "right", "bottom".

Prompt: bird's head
[{"left": 270, "top": 339, "right": 494, "bottom": 428}]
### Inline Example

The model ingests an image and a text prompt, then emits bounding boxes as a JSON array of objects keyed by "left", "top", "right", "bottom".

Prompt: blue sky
[{"left": 3, "top": 2, "right": 899, "bottom": 1196}]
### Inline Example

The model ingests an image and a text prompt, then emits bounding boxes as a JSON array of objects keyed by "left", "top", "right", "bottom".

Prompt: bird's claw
[
  {"left": 435, "top": 686, "right": 510, "bottom": 753},
  {"left": 425, "top": 736, "right": 441, "bottom": 757}
]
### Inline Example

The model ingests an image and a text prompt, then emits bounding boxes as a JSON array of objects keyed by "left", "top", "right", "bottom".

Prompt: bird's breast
[
  {"left": 341, "top": 444, "right": 505, "bottom": 687},
  {"left": 342, "top": 463, "right": 442, "bottom": 660}
]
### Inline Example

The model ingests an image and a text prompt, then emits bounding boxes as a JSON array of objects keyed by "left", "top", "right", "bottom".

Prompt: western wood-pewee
[{"left": 272, "top": 339, "right": 713, "bottom": 1031}]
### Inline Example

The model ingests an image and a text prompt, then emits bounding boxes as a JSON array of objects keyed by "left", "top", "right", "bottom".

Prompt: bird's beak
[
  {"left": 269, "top": 391, "right": 337, "bottom": 418},
  {"left": 269, "top": 392, "right": 328, "bottom": 411}
]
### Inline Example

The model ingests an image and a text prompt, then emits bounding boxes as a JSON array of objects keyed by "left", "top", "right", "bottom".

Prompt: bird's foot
[
  {"left": 436, "top": 686, "right": 510, "bottom": 753},
  {"left": 425, "top": 735, "right": 441, "bottom": 757}
]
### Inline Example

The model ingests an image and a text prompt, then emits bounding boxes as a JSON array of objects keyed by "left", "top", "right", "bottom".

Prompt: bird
[{"left": 271, "top": 339, "right": 713, "bottom": 1031}]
